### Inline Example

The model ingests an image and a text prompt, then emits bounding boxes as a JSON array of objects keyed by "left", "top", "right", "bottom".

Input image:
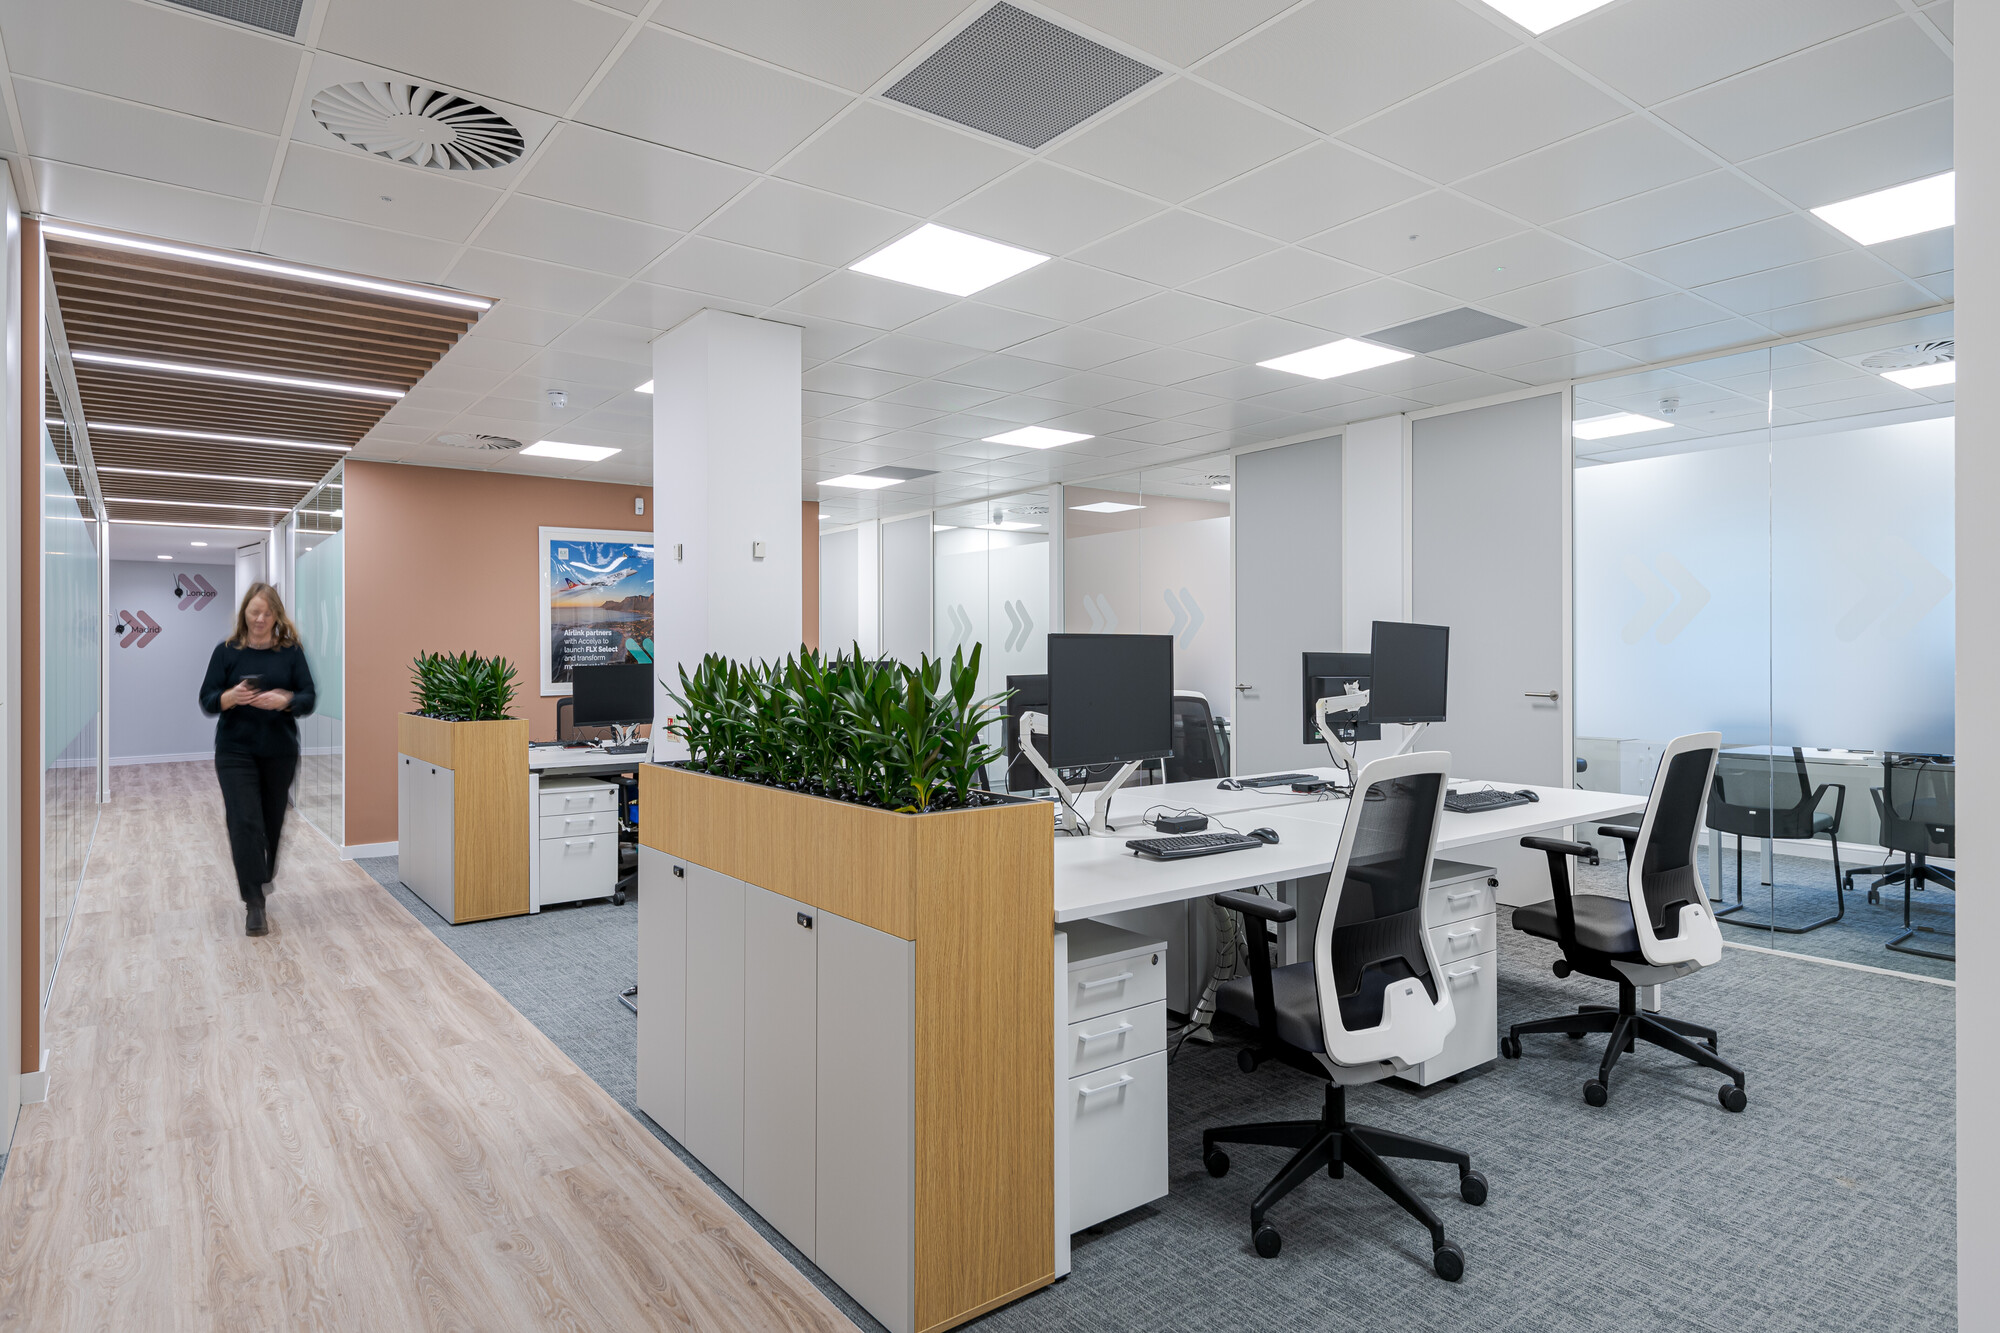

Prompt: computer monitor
[
  {"left": 1368, "top": 621, "right": 1449, "bottom": 725},
  {"left": 1046, "top": 634, "right": 1174, "bottom": 767},
  {"left": 571, "top": 661, "right": 653, "bottom": 728},
  {"left": 1003, "top": 674, "right": 1050, "bottom": 792},
  {"left": 1301, "top": 652, "right": 1381, "bottom": 745}
]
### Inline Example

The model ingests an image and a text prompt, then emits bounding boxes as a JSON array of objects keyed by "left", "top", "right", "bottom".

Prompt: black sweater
[{"left": 198, "top": 641, "right": 318, "bottom": 756}]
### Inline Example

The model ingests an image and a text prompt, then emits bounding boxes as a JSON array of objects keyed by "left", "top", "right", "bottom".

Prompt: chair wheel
[
  {"left": 1499, "top": 1035, "right": 1521, "bottom": 1059},
  {"left": 1237, "top": 1048, "right": 1260, "bottom": 1074},
  {"left": 613, "top": 891, "right": 627, "bottom": 905},
  {"left": 1583, "top": 1080, "right": 1608, "bottom": 1107},
  {"left": 1459, "top": 1171, "right": 1487, "bottom": 1206},
  {"left": 1253, "top": 1224, "right": 1281, "bottom": 1258},
  {"left": 1719, "top": 1084, "right": 1747, "bottom": 1113},
  {"left": 1433, "top": 1241, "right": 1464, "bottom": 1281},
  {"left": 1204, "top": 1150, "right": 1230, "bottom": 1178},
  {"left": 1551, "top": 959, "right": 1572, "bottom": 978},
  {"left": 1565, "top": 1030, "right": 1585, "bottom": 1040}
]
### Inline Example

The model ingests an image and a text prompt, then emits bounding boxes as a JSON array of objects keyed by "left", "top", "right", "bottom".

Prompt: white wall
[
  {"left": 1341, "top": 415, "right": 1411, "bottom": 644},
  {"left": 1062, "top": 514, "right": 1233, "bottom": 713},
  {"left": 108, "top": 560, "right": 233, "bottom": 762},
  {"left": 819, "top": 526, "right": 861, "bottom": 652},
  {"left": 1959, "top": 0, "right": 1997, "bottom": 1314},
  {"left": 881, "top": 515, "right": 931, "bottom": 665}
]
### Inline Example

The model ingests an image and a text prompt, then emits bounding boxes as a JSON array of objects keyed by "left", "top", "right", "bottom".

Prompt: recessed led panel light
[
  {"left": 190, "top": 541, "right": 209, "bottom": 546},
  {"left": 1572, "top": 412, "right": 1672, "bottom": 440},
  {"left": 1070, "top": 501, "right": 1144, "bottom": 513},
  {"left": 985, "top": 426, "right": 1092, "bottom": 449},
  {"left": 636, "top": 380, "right": 654, "bottom": 394},
  {"left": 1210, "top": 482, "right": 1231, "bottom": 491},
  {"left": 821, "top": 474, "right": 902, "bottom": 489},
  {"left": 73, "top": 351, "right": 404, "bottom": 400},
  {"left": 41, "top": 222, "right": 492, "bottom": 311},
  {"left": 1813, "top": 172, "right": 1954, "bottom": 246},
  {"left": 522, "top": 440, "right": 621, "bottom": 462},
  {"left": 87, "top": 422, "right": 350, "bottom": 452},
  {"left": 850, "top": 223, "right": 1049, "bottom": 297},
  {"left": 1882, "top": 361, "right": 1955, "bottom": 389},
  {"left": 1476, "top": 0, "right": 1616, "bottom": 33},
  {"left": 1258, "top": 338, "right": 1413, "bottom": 380}
]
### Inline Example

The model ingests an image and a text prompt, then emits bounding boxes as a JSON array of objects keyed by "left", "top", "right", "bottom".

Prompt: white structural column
[
  {"left": 1957, "top": 4, "right": 1997, "bottom": 1321},
  {"left": 1340, "top": 413, "right": 1411, "bottom": 645},
  {"left": 652, "top": 310, "right": 804, "bottom": 731}
]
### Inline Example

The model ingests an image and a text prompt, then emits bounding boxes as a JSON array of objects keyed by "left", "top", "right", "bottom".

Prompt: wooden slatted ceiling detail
[{"left": 46, "top": 230, "right": 485, "bottom": 527}]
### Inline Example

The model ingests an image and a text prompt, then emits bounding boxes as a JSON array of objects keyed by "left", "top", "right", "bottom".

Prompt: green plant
[
  {"left": 410, "top": 650, "right": 520, "bottom": 722},
  {"left": 664, "top": 644, "right": 1008, "bottom": 813}
]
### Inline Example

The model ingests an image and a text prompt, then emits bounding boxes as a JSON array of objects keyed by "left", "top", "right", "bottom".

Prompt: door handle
[
  {"left": 1235, "top": 683, "right": 1254, "bottom": 692},
  {"left": 1524, "top": 690, "right": 1560, "bottom": 701}
]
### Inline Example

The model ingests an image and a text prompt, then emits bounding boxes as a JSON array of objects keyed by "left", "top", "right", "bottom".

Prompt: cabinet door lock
[
  {"left": 797, "top": 912, "right": 813, "bottom": 929},
  {"left": 672, "top": 865, "right": 684, "bottom": 878}
]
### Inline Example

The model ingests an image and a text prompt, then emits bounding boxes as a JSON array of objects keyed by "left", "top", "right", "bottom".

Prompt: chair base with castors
[
  {"left": 1873, "top": 854, "right": 1956, "bottom": 960},
  {"left": 1203, "top": 1082, "right": 1483, "bottom": 1279},
  {"left": 1502, "top": 979, "right": 1746, "bottom": 1112}
]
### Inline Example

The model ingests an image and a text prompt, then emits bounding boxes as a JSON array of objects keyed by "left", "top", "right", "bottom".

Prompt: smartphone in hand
[{"left": 239, "top": 675, "right": 263, "bottom": 692}]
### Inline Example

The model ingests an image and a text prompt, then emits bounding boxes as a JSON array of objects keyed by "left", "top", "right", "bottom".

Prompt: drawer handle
[
  {"left": 1076, "top": 1022, "right": 1133, "bottom": 1045},
  {"left": 1078, "top": 972, "right": 1134, "bottom": 992},
  {"left": 1445, "top": 963, "right": 1482, "bottom": 985},
  {"left": 564, "top": 839, "right": 594, "bottom": 850},
  {"left": 1077, "top": 1074, "right": 1134, "bottom": 1100},
  {"left": 1445, "top": 927, "right": 1480, "bottom": 942},
  {"left": 1445, "top": 890, "right": 1481, "bottom": 905}
]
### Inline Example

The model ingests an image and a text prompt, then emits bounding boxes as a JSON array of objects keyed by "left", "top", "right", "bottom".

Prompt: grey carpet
[
  {"left": 1580, "top": 847, "right": 1956, "bottom": 983},
  {"left": 357, "top": 856, "right": 1955, "bottom": 1332}
]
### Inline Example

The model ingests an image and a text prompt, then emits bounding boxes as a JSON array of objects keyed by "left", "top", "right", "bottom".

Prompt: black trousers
[{"left": 215, "top": 749, "right": 298, "bottom": 903}]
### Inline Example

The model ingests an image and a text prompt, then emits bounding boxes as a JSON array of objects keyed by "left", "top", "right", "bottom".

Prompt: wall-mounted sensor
[
  {"left": 752, "top": 541, "right": 766, "bottom": 560},
  {"left": 635, "top": 496, "right": 645, "bottom": 516},
  {"left": 673, "top": 543, "right": 683, "bottom": 562}
]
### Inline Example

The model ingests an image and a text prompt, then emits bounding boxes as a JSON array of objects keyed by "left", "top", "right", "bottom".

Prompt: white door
[
  {"left": 636, "top": 848, "right": 687, "bottom": 1137},
  {"left": 1410, "top": 394, "right": 1567, "bottom": 785},
  {"left": 1234, "top": 436, "right": 1343, "bottom": 774},
  {"left": 742, "top": 884, "right": 818, "bottom": 1258}
]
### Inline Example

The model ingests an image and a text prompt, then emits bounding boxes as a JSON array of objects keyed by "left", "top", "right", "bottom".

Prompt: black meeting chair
[
  {"left": 1164, "top": 691, "right": 1227, "bottom": 783},
  {"left": 1504, "top": 732, "right": 1747, "bottom": 1113},
  {"left": 1703, "top": 747, "right": 1847, "bottom": 933},
  {"left": 1204, "top": 752, "right": 1485, "bottom": 1280},
  {"left": 1844, "top": 755, "right": 1954, "bottom": 961},
  {"left": 555, "top": 695, "right": 616, "bottom": 744}
]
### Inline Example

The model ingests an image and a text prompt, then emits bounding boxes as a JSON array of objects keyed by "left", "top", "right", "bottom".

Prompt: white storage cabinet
[
  {"left": 1400, "top": 859, "right": 1500, "bottom": 1087},
  {"left": 537, "top": 776, "right": 619, "bottom": 906},
  {"left": 1059, "top": 920, "right": 1169, "bottom": 1234},
  {"left": 397, "top": 754, "right": 456, "bottom": 921}
]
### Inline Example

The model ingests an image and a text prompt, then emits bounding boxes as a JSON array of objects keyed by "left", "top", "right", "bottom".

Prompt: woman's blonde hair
[{"left": 229, "top": 581, "right": 300, "bottom": 649}]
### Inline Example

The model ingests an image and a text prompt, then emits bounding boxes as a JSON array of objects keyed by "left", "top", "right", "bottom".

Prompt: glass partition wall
[
  {"left": 1573, "top": 312, "right": 1956, "bottom": 980},
  {"left": 933, "top": 488, "right": 1053, "bottom": 785},
  {"left": 291, "top": 465, "right": 344, "bottom": 845}
]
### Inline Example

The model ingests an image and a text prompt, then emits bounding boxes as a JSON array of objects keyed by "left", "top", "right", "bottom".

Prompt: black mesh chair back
[
  {"left": 556, "top": 696, "right": 613, "bottom": 744},
  {"left": 1323, "top": 770, "right": 1444, "bottom": 1029},
  {"left": 1164, "top": 693, "right": 1225, "bottom": 783},
  {"left": 1636, "top": 744, "right": 1713, "bottom": 938},
  {"left": 1706, "top": 748, "right": 1816, "bottom": 839},
  {"left": 1881, "top": 756, "right": 1953, "bottom": 859}
]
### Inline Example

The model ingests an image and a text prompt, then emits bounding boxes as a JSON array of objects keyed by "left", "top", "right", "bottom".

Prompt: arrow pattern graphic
[
  {"left": 1163, "top": 587, "right": 1205, "bottom": 648},
  {"left": 1620, "top": 554, "right": 1710, "bottom": 645},
  {"left": 174, "top": 572, "right": 217, "bottom": 611},
  {"left": 1081, "top": 593, "right": 1119, "bottom": 634},
  {"left": 1001, "top": 599, "right": 1035, "bottom": 652},
  {"left": 941, "top": 603, "right": 973, "bottom": 650},
  {"left": 117, "top": 609, "right": 161, "bottom": 649},
  {"left": 1836, "top": 536, "right": 1951, "bottom": 642}
]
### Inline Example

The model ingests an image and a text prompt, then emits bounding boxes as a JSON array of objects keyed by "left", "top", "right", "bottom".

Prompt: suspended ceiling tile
[
  {"left": 652, "top": 0, "right": 967, "bottom": 92},
  {"left": 1178, "top": 363, "right": 1300, "bottom": 399},
  {"left": 1653, "top": 22, "right": 1952, "bottom": 163},
  {"left": 1455, "top": 116, "right": 1715, "bottom": 226},
  {"left": 1029, "top": 372, "right": 1155, "bottom": 406},
  {"left": 318, "top": 0, "right": 634, "bottom": 116},
  {"left": 1107, "top": 418, "right": 1213, "bottom": 445},
  {"left": 1198, "top": 0, "right": 1512, "bottom": 136},
  {"left": 937, "top": 353, "right": 1070, "bottom": 392},
  {"left": 1093, "top": 345, "right": 1234, "bottom": 387},
  {"left": 1870, "top": 228, "right": 1953, "bottom": 281},
  {"left": 804, "top": 362, "right": 916, "bottom": 399},
  {"left": 1182, "top": 247, "right": 1369, "bottom": 311},
  {"left": 1551, "top": 172, "right": 1788, "bottom": 259},
  {"left": 477, "top": 195, "right": 680, "bottom": 278},
  {"left": 939, "top": 161, "right": 1155, "bottom": 256},
  {"left": 642, "top": 236, "right": 830, "bottom": 306},
  {"left": 1628, "top": 214, "right": 1849, "bottom": 288},
  {"left": 777, "top": 101, "right": 1026, "bottom": 216},
  {"left": 878, "top": 380, "right": 1006, "bottom": 412},
  {"left": 260, "top": 208, "right": 459, "bottom": 285},
  {"left": 1303, "top": 191, "right": 1523, "bottom": 273},
  {"left": 1603, "top": 318, "right": 1767, "bottom": 364},
  {"left": 1431, "top": 326, "right": 1591, "bottom": 374},
  {"left": 1101, "top": 385, "right": 1223, "bottom": 419},
  {"left": 511, "top": 347, "right": 661, "bottom": 391},
  {"left": 1048, "top": 78, "right": 1312, "bottom": 204},
  {"left": 1502, "top": 347, "right": 1641, "bottom": 382},
  {"left": 433, "top": 334, "right": 540, "bottom": 375},
  {"left": 1400, "top": 231, "right": 1602, "bottom": 305},
  {"left": 1074, "top": 210, "right": 1273, "bottom": 286},
  {"left": 1543, "top": 0, "right": 1898, "bottom": 107},
  {"left": 1923, "top": 0, "right": 1953, "bottom": 40},
  {"left": 1179, "top": 314, "right": 1337, "bottom": 363},
  {"left": 1285, "top": 278, "right": 1455, "bottom": 338},
  {"left": 1548, "top": 291, "right": 1733, "bottom": 344},
  {"left": 445, "top": 249, "right": 620, "bottom": 316},
  {"left": 788, "top": 313, "right": 883, "bottom": 363},
  {"left": 899, "top": 302, "right": 1063, "bottom": 353},
  {"left": 779, "top": 269, "right": 957, "bottom": 330},
  {"left": 578, "top": 26, "right": 850, "bottom": 170},
  {"left": 516, "top": 123, "right": 754, "bottom": 231},
  {"left": 593, "top": 280, "right": 749, "bottom": 332},
  {"left": 1186, "top": 142, "right": 1427, "bottom": 244},
  {"left": 831, "top": 399, "right": 942, "bottom": 430},
  {"left": 1692, "top": 250, "right": 1904, "bottom": 316},
  {"left": 839, "top": 334, "right": 985, "bottom": 376},
  {"left": 1756, "top": 283, "right": 1939, "bottom": 338},
  {"left": 1085, "top": 290, "right": 1250, "bottom": 343},
  {"left": 1737, "top": 99, "right": 1954, "bottom": 211},
  {"left": 16, "top": 81, "right": 277, "bottom": 201},
  {"left": 1481, "top": 265, "right": 1677, "bottom": 329},
  {"left": 273, "top": 143, "right": 502, "bottom": 243},
  {"left": 1039, "top": 0, "right": 1296, "bottom": 66},
  {"left": 700, "top": 177, "right": 915, "bottom": 268},
  {"left": 37, "top": 161, "right": 260, "bottom": 250},
  {"left": 980, "top": 259, "right": 1156, "bottom": 322},
  {"left": 1008, "top": 325, "right": 1154, "bottom": 371},
  {"left": 546, "top": 319, "right": 658, "bottom": 367}
]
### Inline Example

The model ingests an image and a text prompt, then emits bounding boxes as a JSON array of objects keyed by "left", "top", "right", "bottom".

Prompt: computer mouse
[
  {"left": 1518, "top": 789, "right": 1540, "bottom": 802},
  {"left": 1248, "top": 827, "right": 1280, "bottom": 845}
]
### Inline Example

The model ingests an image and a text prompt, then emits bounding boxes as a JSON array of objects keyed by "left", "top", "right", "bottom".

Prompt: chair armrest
[
  {"left": 1812, "top": 781, "right": 1846, "bottom": 831},
  {"left": 1520, "top": 837, "right": 1594, "bottom": 954},
  {"left": 1595, "top": 824, "right": 1640, "bottom": 849},
  {"left": 1521, "top": 836, "right": 1598, "bottom": 860},
  {"left": 1214, "top": 889, "right": 1296, "bottom": 923}
]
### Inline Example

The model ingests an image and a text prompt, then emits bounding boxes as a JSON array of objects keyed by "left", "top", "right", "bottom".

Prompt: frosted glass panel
[
  {"left": 934, "top": 491, "right": 1052, "bottom": 781},
  {"left": 293, "top": 468, "right": 343, "bottom": 845}
]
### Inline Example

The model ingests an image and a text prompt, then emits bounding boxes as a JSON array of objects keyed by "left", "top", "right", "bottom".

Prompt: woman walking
[{"left": 199, "top": 582, "right": 316, "bottom": 937}]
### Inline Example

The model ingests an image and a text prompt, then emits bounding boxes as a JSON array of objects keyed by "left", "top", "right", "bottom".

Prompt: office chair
[
  {"left": 1843, "top": 756, "right": 1954, "bottom": 961},
  {"left": 1164, "top": 691, "right": 1227, "bottom": 783},
  {"left": 1203, "top": 751, "right": 1485, "bottom": 1280},
  {"left": 1703, "top": 747, "right": 1847, "bottom": 933},
  {"left": 555, "top": 696, "right": 614, "bottom": 744},
  {"left": 1502, "top": 732, "right": 1747, "bottom": 1113}
]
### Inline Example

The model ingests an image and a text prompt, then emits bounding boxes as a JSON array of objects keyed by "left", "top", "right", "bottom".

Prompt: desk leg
[
  {"left": 1053, "top": 928, "right": 1071, "bottom": 1278},
  {"left": 1708, "top": 831, "right": 1723, "bottom": 904},
  {"left": 527, "top": 771, "right": 542, "bottom": 914},
  {"left": 1761, "top": 835, "right": 1774, "bottom": 887}
]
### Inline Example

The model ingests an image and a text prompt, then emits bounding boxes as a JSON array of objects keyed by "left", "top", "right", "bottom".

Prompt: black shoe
[{"left": 246, "top": 899, "right": 268, "bottom": 936}]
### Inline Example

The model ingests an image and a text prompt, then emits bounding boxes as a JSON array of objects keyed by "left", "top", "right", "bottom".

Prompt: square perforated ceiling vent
[
  {"left": 1366, "top": 308, "right": 1525, "bottom": 355},
  {"left": 886, "top": 3, "right": 1160, "bottom": 150},
  {"left": 163, "top": 0, "right": 304, "bottom": 37}
]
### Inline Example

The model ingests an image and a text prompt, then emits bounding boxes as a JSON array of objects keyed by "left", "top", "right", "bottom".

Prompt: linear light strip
[
  {"left": 107, "top": 518, "right": 272, "bottom": 531},
  {"left": 86, "top": 421, "right": 352, "bottom": 453},
  {"left": 105, "top": 495, "right": 290, "bottom": 512},
  {"left": 42, "top": 222, "right": 493, "bottom": 312},
  {"left": 65, "top": 461, "right": 315, "bottom": 487},
  {"left": 73, "top": 350, "right": 405, "bottom": 400}
]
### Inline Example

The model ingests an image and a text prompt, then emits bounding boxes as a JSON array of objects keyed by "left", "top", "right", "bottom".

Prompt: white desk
[{"left": 527, "top": 745, "right": 650, "bottom": 911}]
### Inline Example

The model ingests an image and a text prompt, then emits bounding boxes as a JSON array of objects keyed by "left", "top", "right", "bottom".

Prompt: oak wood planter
[
  {"left": 637, "top": 762, "right": 1055, "bottom": 1333},
  {"left": 396, "top": 713, "right": 529, "bottom": 923}
]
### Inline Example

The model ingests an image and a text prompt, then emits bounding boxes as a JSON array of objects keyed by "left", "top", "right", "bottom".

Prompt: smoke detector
[
  {"left": 1859, "top": 340, "right": 1953, "bottom": 371},
  {"left": 1659, "top": 395, "right": 1679, "bottom": 417},
  {"left": 311, "top": 82, "right": 526, "bottom": 171},
  {"left": 436, "top": 432, "right": 525, "bottom": 451}
]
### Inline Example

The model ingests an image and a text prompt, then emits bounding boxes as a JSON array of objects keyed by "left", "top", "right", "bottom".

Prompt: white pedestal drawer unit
[
  {"left": 1400, "top": 860, "right": 1499, "bottom": 1088},
  {"left": 536, "top": 775, "right": 619, "bottom": 906},
  {"left": 1059, "top": 920, "right": 1168, "bottom": 1235}
]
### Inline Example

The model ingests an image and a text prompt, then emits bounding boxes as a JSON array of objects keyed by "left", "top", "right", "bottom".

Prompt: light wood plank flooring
[{"left": 0, "top": 761, "right": 856, "bottom": 1333}]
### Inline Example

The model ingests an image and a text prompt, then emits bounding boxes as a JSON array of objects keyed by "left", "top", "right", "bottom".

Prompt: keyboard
[
  {"left": 1445, "top": 788, "right": 1536, "bottom": 814},
  {"left": 1126, "top": 832, "right": 1265, "bottom": 860},
  {"left": 1226, "top": 773, "right": 1320, "bottom": 790},
  {"left": 601, "top": 742, "right": 650, "bottom": 755}
]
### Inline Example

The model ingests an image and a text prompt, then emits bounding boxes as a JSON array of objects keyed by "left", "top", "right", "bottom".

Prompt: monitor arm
[
  {"left": 1021, "top": 711, "right": 1141, "bottom": 837},
  {"left": 1315, "top": 685, "right": 1369, "bottom": 787}
]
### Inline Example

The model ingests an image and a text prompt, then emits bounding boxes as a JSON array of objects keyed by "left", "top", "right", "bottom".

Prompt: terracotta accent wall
[
  {"left": 801, "top": 501, "right": 819, "bottom": 650},
  {"left": 345, "top": 461, "right": 652, "bottom": 847}
]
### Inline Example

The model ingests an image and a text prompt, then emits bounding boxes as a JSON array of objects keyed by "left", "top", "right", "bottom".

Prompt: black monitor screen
[
  {"left": 1047, "top": 634, "right": 1174, "bottom": 767},
  {"left": 1302, "top": 652, "right": 1380, "bottom": 744},
  {"left": 1368, "top": 621, "right": 1449, "bottom": 725},
  {"left": 571, "top": 662, "right": 653, "bottom": 728}
]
